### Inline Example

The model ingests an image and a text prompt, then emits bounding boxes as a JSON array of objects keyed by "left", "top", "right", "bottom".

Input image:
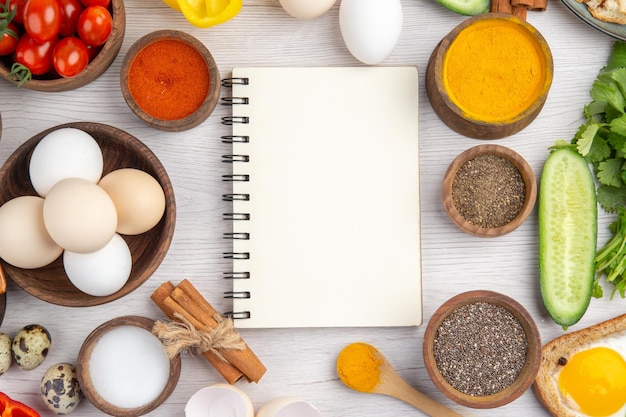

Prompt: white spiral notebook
[{"left": 221, "top": 66, "right": 422, "bottom": 328}]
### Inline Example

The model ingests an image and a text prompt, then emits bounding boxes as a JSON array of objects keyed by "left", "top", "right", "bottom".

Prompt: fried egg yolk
[{"left": 558, "top": 346, "right": 626, "bottom": 417}]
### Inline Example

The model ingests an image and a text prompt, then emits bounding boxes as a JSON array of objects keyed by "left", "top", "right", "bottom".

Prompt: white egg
[
  {"left": 256, "top": 397, "right": 322, "bottom": 417},
  {"left": 339, "top": 0, "right": 403, "bottom": 65},
  {"left": 0, "top": 196, "right": 63, "bottom": 269},
  {"left": 43, "top": 178, "right": 118, "bottom": 254},
  {"left": 279, "top": 0, "right": 336, "bottom": 19},
  {"left": 29, "top": 128, "right": 104, "bottom": 197},
  {"left": 185, "top": 384, "right": 253, "bottom": 417},
  {"left": 63, "top": 234, "right": 132, "bottom": 297},
  {"left": 557, "top": 332, "right": 626, "bottom": 417}
]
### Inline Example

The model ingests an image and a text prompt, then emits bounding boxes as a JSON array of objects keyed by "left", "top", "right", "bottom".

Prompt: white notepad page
[{"left": 227, "top": 66, "right": 421, "bottom": 328}]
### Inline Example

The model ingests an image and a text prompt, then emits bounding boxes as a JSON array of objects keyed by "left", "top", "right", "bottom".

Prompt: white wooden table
[{"left": 1, "top": 0, "right": 625, "bottom": 416}]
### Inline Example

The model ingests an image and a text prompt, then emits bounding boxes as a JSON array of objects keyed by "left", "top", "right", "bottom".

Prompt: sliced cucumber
[
  {"left": 539, "top": 147, "right": 597, "bottom": 329},
  {"left": 436, "top": 0, "right": 489, "bottom": 16}
]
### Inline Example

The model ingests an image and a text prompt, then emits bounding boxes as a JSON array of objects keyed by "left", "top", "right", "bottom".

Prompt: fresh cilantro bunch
[{"left": 571, "top": 41, "right": 626, "bottom": 299}]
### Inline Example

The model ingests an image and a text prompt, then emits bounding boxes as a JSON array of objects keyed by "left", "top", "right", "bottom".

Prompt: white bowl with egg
[{"left": 0, "top": 122, "right": 175, "bottom": 307}]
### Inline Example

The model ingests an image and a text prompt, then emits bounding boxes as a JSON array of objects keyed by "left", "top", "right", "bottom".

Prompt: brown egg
[{"left": 99, "top": 168, "right": 166, "bottom": 235}]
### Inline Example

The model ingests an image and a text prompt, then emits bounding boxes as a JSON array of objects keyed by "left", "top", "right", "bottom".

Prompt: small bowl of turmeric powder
[
  {"left": 426, "top": 13, "right": 553, "bottom": 139},
  {"left": 120, "top": 30, "right": 220, "bottom": 132}
]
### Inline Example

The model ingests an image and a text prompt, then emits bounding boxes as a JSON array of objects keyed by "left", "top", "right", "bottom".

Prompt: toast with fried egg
[
  {"left": 533, "top": 314, "right": 626, "bottom": 417},
  {"left": 577, "top": 0, "right": 626, "bottom": 24}
]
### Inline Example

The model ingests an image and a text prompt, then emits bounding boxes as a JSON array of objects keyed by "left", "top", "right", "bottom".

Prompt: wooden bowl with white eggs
[{"left": 0, "top": 122, "right": 175, "bottom": 307}]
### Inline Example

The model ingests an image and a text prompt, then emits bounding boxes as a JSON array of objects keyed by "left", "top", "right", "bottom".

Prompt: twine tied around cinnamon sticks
[
  {"left": 490, "top": 0, "right": 548, "bottom": 20},
  {"left": 151, "top": 279, "right": 266, "bottom": 384},
  {"left": 153, "top": 312, "right": 245, "bottom": 361}
]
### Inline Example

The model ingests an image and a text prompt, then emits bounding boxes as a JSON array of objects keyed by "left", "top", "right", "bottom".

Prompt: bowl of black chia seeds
[
  {"left": 442, "top": 144, "right": 537, "bottom": 238},
  {"left": 423, "top": 290, "right": 541, "bottom": 408}
]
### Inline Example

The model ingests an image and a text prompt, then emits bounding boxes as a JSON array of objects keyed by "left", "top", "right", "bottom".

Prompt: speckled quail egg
[
  {"left": 0, "top": 333, "right": 11, "bottom": 375},
  {"left": 41, "top": 363, "right": 82, "bottom": 414},
  {"left": 11, "top": 324, "right": 51, "bottom": 370}
]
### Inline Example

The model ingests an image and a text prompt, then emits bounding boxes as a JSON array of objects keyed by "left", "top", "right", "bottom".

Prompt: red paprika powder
[{"left": 127, "top": 39, "right": 210, "bottom": 120}]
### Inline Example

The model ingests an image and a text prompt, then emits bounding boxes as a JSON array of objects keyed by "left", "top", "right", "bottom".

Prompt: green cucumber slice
[
  {"left": 539, "top": 147, "right": 597, "bottom": 328},
  {"left": 436, "top": 0, "right": 489, "bottom": 16}
]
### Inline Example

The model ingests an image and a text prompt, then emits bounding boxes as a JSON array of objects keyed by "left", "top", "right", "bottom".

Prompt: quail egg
[
  {"left": 41, "top": 363, "right": 82, "bottom": 414},
  {"left": 0, "top": 333, "right": 11, "bottom": 375},
  {"left": 12, "top": 324, "right": 51, "bottom": 370}
]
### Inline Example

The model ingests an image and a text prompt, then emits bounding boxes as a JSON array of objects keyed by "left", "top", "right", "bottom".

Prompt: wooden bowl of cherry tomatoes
[{"left": 0, "top": 0, "right": 125, "bottom": 91}]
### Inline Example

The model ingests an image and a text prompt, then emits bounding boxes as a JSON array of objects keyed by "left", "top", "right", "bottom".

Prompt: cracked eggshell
[
  {"left": 256, "top": 397, "right": 323, "bottom": 417},
  {"left": 41, "top": 363, "right": 82, "bottom": 414},
  {"left": 0, "top": 333, "right": 11, "bottom": 375},
  {"left": 12, "top": 324, "right": 51, "bottom": 370},
  {"left": 185, "top": 384, "right": 254, "bottom": 417}
]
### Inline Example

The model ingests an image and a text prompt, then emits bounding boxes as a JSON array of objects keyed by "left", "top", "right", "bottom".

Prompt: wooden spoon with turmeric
[{"left": 337, "top": 342, "right": 464, "bottom": 417}]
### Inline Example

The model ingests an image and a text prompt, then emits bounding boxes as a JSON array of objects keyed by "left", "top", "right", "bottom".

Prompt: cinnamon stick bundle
[
  {"left": 490, "top": 0, "right": 513, "bottom": 14},
  {"left": 510, "top": 0, "right": 534, "bottom": 7},
  {"left": 512, "top": 5, "right": 528, "bottom": 19},
  {"left": 490, "top": 0, "right": 547, "bottom": 15},
  {"left": 530, "top": 0, "right": 548, "bottom": 11},
  {"left": 151, "top": 280, "right": 266, "bottom": 384}
]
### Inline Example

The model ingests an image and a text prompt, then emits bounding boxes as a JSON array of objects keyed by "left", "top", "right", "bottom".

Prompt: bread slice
[
  {"left": 533, "top": 314, "right": 626, "bottom": 417},
  {"left": 576, "top": 0, "right": 626, "bottom": 24}
]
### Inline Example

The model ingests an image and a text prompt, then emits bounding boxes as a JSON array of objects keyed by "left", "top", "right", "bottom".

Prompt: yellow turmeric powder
[
  {"left": 442, "top": 18, "right": 549, "bottom": 124},
  {"left": 336, "top": 342, "right": 383, "bottom": 392}
]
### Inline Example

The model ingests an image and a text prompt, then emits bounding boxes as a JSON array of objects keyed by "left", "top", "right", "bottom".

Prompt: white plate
[{"left": 560, "top": 0, "right": 626, "bottom": 41}]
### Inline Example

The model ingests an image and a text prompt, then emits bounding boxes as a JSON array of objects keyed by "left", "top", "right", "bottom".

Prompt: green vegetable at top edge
[
  {"left": 436, "top": 0, "right": 489, "bottom": 16},
  {"left": 571, "top": 40, "right": 626, "bottom": 299}
]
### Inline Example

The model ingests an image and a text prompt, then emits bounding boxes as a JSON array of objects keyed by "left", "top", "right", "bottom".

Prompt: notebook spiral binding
[{"left": 221, "top": 76, "right": 252, "bottom": 320}]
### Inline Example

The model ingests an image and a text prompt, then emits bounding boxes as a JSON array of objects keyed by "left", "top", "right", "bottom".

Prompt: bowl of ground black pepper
[
  {"left": 423, "top": 290, "right": 541, "bottom": 409},
  {"left": 120, "top": 30, "right": 220, "bottom": 132},
  {"left": 442, "top": 144, "right": 536, "bottom": 238}
]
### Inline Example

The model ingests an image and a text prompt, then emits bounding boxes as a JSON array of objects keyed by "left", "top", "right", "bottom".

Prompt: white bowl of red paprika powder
[
  {"left": 120, "top": 30, "right": 220, "bottom": 132},
  {"left": 426, "top": 13, "right": 553, "bottom": 139}
]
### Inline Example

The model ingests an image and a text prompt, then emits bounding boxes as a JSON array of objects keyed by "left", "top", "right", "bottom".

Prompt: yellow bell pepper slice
[
  {"left": 162, "top": 0, "right": 180, "bottom": 12},
  {"left": 173, "top": 0, "right": 241, "bottom": 28}
]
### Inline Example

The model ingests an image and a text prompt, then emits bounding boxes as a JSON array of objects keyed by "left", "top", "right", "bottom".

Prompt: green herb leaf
[
  {"left": 597, "top": 185, "right": 626, "bottom": 212},
  {"left": 575, "top": 122, "right": 612, "bottom": 163},
  {"left": 570, "top": 41, "right": 626, "bottom": 298},
  {"left": 605, "top": 41, "right": 626, "bottom": 71},
  {"left": 585, "top": 100, "right": 606, "bottom": 119},
  {"left": 591, "top": 77, "right": 626, "bottom": 114},
  {"left": 597, "top": 158, "right": 624, "bottom": 187},
  {"left": 612, "top": 67, "right": 626, "bottom": 99}
]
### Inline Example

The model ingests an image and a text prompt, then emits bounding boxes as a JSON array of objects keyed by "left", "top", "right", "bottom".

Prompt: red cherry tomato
[
  {"left": 76, "top": 5, "right": 111, "bottom": 47},
  {"left": 23, "top": 0, "right": 61, "bottom": 43},
  {"left": 58, "top": 0, "right": 84, "bottom": 37},
  {"left": 14, "top": 32, "right": 58, "bottom": 75},
  {"left": 0, "top": 22, "right": 19, "bottom": 56},
  {"left": 86, "top": 44, "right": 100, "bottom": 60},
  {"left": 0, "top": 0, "right": 27, "bottom": 23},
  {"left": 52, "top": 36, "right": 89, "bottom": 77},
  {"left": 79, "top": 0, "right": 109, "bottom": 8}
]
